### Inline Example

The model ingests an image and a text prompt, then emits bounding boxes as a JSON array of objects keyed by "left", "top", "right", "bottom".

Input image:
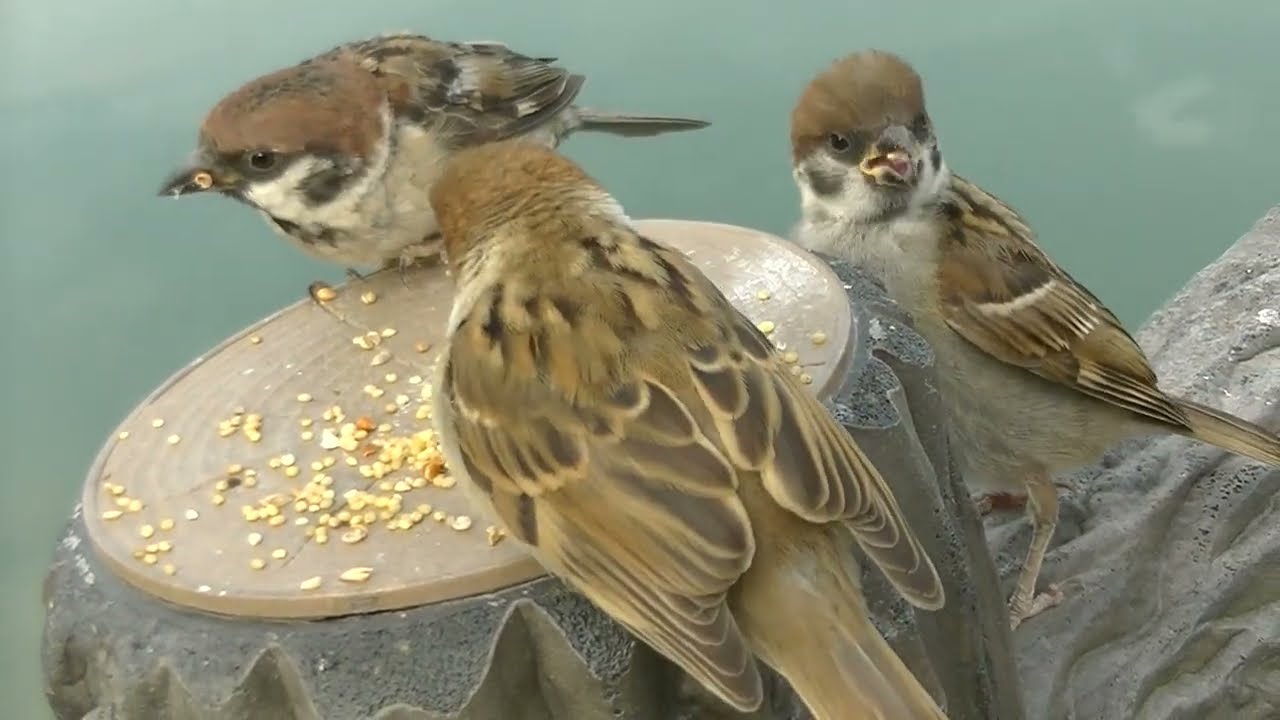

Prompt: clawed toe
[{"left": 1009, "top": 583, "right": 1064, "bottom": 629}]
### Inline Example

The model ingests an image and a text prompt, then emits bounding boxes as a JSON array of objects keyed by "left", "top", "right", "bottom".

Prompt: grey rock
[
  {"left": 987, "top": 208, "right": 1280, "bottom": 720},
  {"left": 42, "top": 259, "right": 1021, "bottom": 719}
]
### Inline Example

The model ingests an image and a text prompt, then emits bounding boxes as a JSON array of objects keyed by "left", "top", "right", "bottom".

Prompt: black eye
[
  {"left": 245, "top": 151, "right": 277, "bottom": 172},
  {"left": 827, "top": 133, "right": 850, "bottom": 152}
]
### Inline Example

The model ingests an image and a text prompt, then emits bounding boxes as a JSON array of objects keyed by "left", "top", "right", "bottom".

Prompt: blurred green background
[{"left": 4, "top": 0, "right": 1278, "bottom": 716}]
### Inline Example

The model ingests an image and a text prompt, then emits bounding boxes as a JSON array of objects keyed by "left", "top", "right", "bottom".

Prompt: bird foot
[
  {"left": 973, "top": 491, "right": 1028, "bottom": 515},
  {"left": 1009, "top": 583, "right": 1064, "bottom": 630}
]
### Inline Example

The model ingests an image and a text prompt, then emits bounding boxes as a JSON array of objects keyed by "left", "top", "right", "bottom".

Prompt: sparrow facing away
[
  {"left": 158, "top": 32, "right": 709, "bottom": 281},
  {"left": 788, "top": 50, "right": 1280, "bottom": 628},
  {"left": 428, "top": 140, "right": 948, "bottom": 720}
]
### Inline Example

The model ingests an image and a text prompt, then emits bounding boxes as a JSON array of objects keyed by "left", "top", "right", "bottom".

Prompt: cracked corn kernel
[
  {"left": 247, "top": 532, "right": 263, "bottom": 546},
  {"left": 151, "top": 419, "right": 165, "bottom": 428},
  {"left": 800, "top": 373, "right": 813, "bottom": 385},
  {"left": 162, "top": 564, "right": 176, "bottom": 576},
  {"left": 139, "top": 524, "right": 155, "bottom": 539},
  {"left": 756, "top": 289, "right": 772, "bottom": 301},
  {"left": 296, "top": 392, "right": 313, "bottom": 403},
  {"left": 142, "top": 553, "right": 158, "bottom": 565},
  {"left": 184, "top": 509, "right": 199, "bottom": 520},
  {"left": 249, "top": 558, "right": 266, "bottom": 570},
  {"left": 159, "top": 518, "right": 175, "bottom": 531},
  {"left": 127, "top": 499, "right": 144, "bottom": 512},
  {"left": 383, "top": 372, "right": 398, "bottom": 383},
  {"left": 486, "top": 526, "right": 506, "bottom": 546},
  {"left": 342, "top": 526, "right": 369, "bottom": 544},
  {"left": 810, "top": 331, "right": 828, "bottom": 345},
  {"left": 450, "top": 515, "right": 473, "bottom": 531},
  {"left": 782, "top": 350, "right": 800, "bottom": 364},
  {"left": 359, "top": 291, "right": 377, "bottom": 305},
  {"left": 271, "top": 548, "right": 287, "bottom": 560},
  {"left": 166, "top": 434, "right": 181, "bottom": 445},
  {"left": 211, "top": 494, "right": 226, "bottom": 505},
  {"left": 339, "top": 567, "right": 373, "bottom": 583},
  {"left": 311, "top": 285, "right": 337, "bottom": 302},
  {"left": 756, "top": 320, "right": 776, "bottom": 334}
]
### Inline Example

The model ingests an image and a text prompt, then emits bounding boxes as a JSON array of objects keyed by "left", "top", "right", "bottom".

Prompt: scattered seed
[
  {"left": 197, "top": 585, "right": 212, "bottom": 593},
  {"left": 102, "top": 510, "right": 124, "bottom": 521},
  {"left": 156, "top": 540, "right": 172, "bottom": 552},
  {"left": 249, "top": 335, "right": 263, "bottom": 345},
  {"left": 800, "top": 373, "right": 814, "bottom": 385},
  {"left": 450, "top": 515, "right": 473, "bottom": 531},
  {"left": 408, "top": 375, "right": 423, "bottom": 385},
  {"left": 139, "top": 524, "right": 155, "bottom": 539},
  {"left": 159, "top": 518, "right": 175, "bottom": 531},
  {"left": 312, "top": 285, "right": 337, "bottom": 302},
  {"left": 360, "top": 291, "right": 377, "bottom": 305},
  {"left": 271, "top": 548, "right": 287, "bottom": 560},
  {"left": 782, "top": 350, "right": 800, "bottom": 364},
  {"left": 756, "top": 320, "right": 776, "bottom": 334},
  {"left": 151, "top": 418, "right": 165, "bottom": 429},
  {"left": 381, "top": 327, "right": 398, "bottom": 338},
  {"left": 127, "top": 499, "right": 144, "bottom": 512},
  {"left": 486, "top": 525, "right": 507, "bottom": 546},
  {"left": 810, "top": 331, "right": 828, "bottom": 346},
  {"left": 142, "top": 553, "right": 158, "bottom": 565},
  {"left": 383, "top": 373, "right": 398, "bottom": 384},
  {"left": 184, "top": 508, "right": 199, "bottom": 520},
  {"left": 162, "top": 564, "right": 177, "bottom": 576},
  {"left": 166, "top": 434, "right": 181, "bottom": 445},
  {"left": 117, "top": 431, "right": 130, "bottom": 441},
  {"left": 413, "top": 341, "right": 430, "bottom": 353},
  {"left": 339, "top": 567, "right": 373, "bottom": 583},
  {"left": 300, "top": 575, "right": 323, "bottom": 591},
  {"left": 296, "top": 392, "right": 313, "bottom": 403},
  {"left": 248, "top": 532, "right": 263, "bottom": 546},
  {"left": 342, "top": 526, "right": 369, "bottom": 544},
  {"left": 249, "top": 558, "right": 266, "bottom": 570},
  {"left": 370, "top": 350, "right": 392, "bottom": 367},
  {"left": 284, "top": 466, "right": 300, "bottom": 478},
  {"left": 756, "top": 289, "right": 772, "bottom": 301}
]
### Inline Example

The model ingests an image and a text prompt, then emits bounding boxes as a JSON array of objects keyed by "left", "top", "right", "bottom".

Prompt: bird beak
[
  {"left": 857, "top": 125, "right": 918, "bottom": 185},
  {"left": 157, "top": 152, "right": 232, "bottom": 197}
]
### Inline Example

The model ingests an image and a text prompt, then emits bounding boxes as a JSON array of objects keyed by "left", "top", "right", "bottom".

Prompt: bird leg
[
  {"left": 974, "top": 478, "right": 1077, "bottom": 517},
  {"left": 1008, "top": 471, "right": 1064, "bottom": 629}
]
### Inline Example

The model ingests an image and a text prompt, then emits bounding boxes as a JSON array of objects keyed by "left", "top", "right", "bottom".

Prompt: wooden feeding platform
[{"left": 79, "top": 219, "right": 855, "bottom": 620}]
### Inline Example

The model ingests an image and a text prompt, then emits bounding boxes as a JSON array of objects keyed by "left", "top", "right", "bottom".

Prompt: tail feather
[
  {"left": 573, "top": 108, "right": 710, "bottom": 137},
  {"left": 1178, "top": 399, "right": 1280, "bottom": 465}
]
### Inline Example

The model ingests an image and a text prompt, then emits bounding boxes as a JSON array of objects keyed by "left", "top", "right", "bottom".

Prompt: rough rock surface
[
  {"left": 986, "top": 208, "right": 1280, "bottom": 720},
  {"left": 42, "top": 261, "right": 1021, "bottom": 719}
]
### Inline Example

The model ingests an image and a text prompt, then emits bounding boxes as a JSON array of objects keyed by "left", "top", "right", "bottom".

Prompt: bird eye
[
  {"left": 827, "top": 133, "right": 851, "bottom": 152},
  {"left": 245, "top": 151, "right": 277, "bottom": 172}
]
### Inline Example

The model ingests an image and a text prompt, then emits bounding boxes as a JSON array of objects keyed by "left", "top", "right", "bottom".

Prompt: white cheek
[{"left": 243, "top": 159, "right": 322, "bottom": 220}]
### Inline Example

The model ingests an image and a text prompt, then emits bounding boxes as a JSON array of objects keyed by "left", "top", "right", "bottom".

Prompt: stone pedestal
[{"left": 42, "top": 220, "right": 1020, "bottom": 719}]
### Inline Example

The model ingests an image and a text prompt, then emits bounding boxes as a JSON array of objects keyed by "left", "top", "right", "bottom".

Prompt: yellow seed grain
[
  {"left": 756, "top": 289, "right": 772, "bottom": 301},
  {"left": 279, "top": 453, "right": 296, "bottom": 467},
  {"left": 296, "top": 392, "right": 313, "bottom": 403},
  {"left": 800, "top": 373, "right": 814, "bottom": 385},
  {"left": 284, "top": 466, "right": 300, "bottom": 478},
  {"left": 139, "top": 524, "right": 155, "bottom": 539},
  {"left": 249, "top": 335, "right": 263, "bottom": 344},
  {"left": 312, "top": 285, "right": 337, "bottom": 302},
  {"left": 128, "top": 499, "right": 144, "bottom": 512},
  {"left": 381, "top": 327, "right": 397, "bottom": 338},
  {"left": 156, "top": 540, "right": 172, "bottom": 552},
  {"left": 359, "top": 291, "right": 377, "bottom": 305},
  {"left": 433, "top": 475, "right": 457, "bottom": 489},
  {"left": 245, "top": 429, "right": 262, "bottom": 443},
  {"left": 450, "top": 515, "right": 473, "bottom": 531},
  {"left": 486, "top": 525, "right": 506, "bottom": 546},
  {"left": 250, "top": 558, "right": 266, "bottom": 570},
  {"left": 159, "top": 518, "right": 175, "bottom": 531},
  {"left": 383, "top": 372, "right": 398, "bottom": 383},
  {"left": 810, "top": 331, "right": 828, "bottom": 345},
  {"left": 211, "top": 493, "right": 226, "bottom": 506},
  {"left": 162, "top": 563, "right": 177, "bottom": 576},
  {"left": 184, "top": 508, "right": 199, "bottom": 520},
  {"left": 756, "top": 320, "right": 776, "bottom": 334},
  {"left": 370, "top": 350, "right": 392, "bottom": 367},
  {"left": 783, "top": 350, "right": 800, "bottom": 364},
  {"left": 151, "top": 418, "right": 165, "bottom": 428},
  {"left": 408, "top": 375, "right": 423, "bottom": 385},
  {"left": 271, "top": 548, "right": 287, "bottom": 560},
  {"left": 247, "top": 532, "right": 263, "bottom": 546},
  {"left": 268, "top": 515, "right": 286, "bottom": 527},
  {"left": 166, "top": 434, "right": 181, "bottom": 445},
  {"left": 342, "top": 526, "right": 369, "bottom": 544},
  {"left": 413, "top": 341, "right": 430, "bottom": 353},
  {"left": 142, "top": 553, "right": 158, "bottom": 565},
  {"left": 339, "top": 567, "right": 373, "bottom": 583},
  {"left": 117, "top": 431, "right": 130, "bottom": 441},
  {"left": 101, "top": 510, "right": 124, "bottom": 521}
]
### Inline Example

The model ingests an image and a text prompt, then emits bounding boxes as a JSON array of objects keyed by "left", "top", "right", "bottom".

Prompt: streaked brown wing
[
  {"left": 346, "top": 33, "right": 583, "bottom": 145},
  {"left": 937, "top": 179, "right": 1190, "bottom": 429}
]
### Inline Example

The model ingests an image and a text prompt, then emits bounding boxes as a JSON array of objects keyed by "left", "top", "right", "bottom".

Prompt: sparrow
[
  {"left": 788, "top": 49, "right": 1280, "bottom": 628},
  {"left": 428, "top": 139, "right": 949, "bottom": 720},
  {"left": 157, "top": 32, "right": 709, "bottom": 287}
]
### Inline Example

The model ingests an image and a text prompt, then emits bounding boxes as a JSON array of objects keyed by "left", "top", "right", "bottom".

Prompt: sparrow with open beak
[
  {"left": 429, "top": 140, "right": 948, "bottom": 719},
  {"left": 788, "top": 50, "right": 1280, "bottom": 628},
  {"left": 158, "top": 32, "right": 709, "bottom": 290}
]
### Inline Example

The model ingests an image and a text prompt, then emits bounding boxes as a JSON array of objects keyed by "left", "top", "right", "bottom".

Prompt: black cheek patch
[{"left": 805, "top": 167, "right": 845, "bottom": 197}]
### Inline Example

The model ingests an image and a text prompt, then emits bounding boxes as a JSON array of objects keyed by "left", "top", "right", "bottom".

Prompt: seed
[
  {"left": 416, "top": 503, "right": 433, "bottom": 515},
  {"left": 197, "top": 585, "right": 211, "bottom": 593},
  {"left": 296, "top": 392, "right": 313, "bottom": 403},
  {"left": 433, "top": 475, "right": 457, "bottom": 489},
  {"left": 415, "top": 406, "right": 430, "bottom": 420},
  {"left": 127, "top": 499, "right": 144, "bottom": 512},
  {"left": 156, "top": 540, "right": 172, "bottom": 552},
  {"left": 312, "top": 285, "right": 337, "bottom": 302},
  {"left": 139, "top": 524, "right": 155, "bottom": 539},
  {"left": 300, "top": 430, "right": 315, "bottom": 441},
  {"left": 370, "top": 350, "right": 392, "bottom": 367},
  {"left": 248, "top": 532, "right": 263, "bottom": 546},
  {"left": 159, "top": 518, "right": 175, "bottom": 531},
  {"left": 342, "top": 526, "right": 368, "bottom": 544},
  {"left": 249, "top": 558, "right": 266, "bottom": 570},
  {"left": 184, "top": 508, "right": 199, "bottom": 520},
  {"left": 284, "top": 466, "right": 300, "bottom": 478},
  {"left": 117, "top": 431, "right": 130, "bottom": 441},
  {"left": 162, "top": 564, "right": 177, "bottom": 576},
  {"left": 151, "top": 418, "right": 165, "bottom": 428},
  {"left": 339, "top": 567, "right": 373, "bottom": 583},
  {"left": 393, "top": 480, "right": 411, "bottom": 493},
  {"left": 413, "top": 341, "right": 430, "bottom": 353},
  {"left": 142, "top": 553, "right": 158, "bottom": 565},
  {"left": 355, "top": 416, "right": 377, "bottom": 432},
  {"left": 756, "top": 289, "right": 772, "bottom": 301},
  {"left": 191, "top": 171, "right": 213, "bottom": 190},
  {"left": 756, "top": 320, "right": 776, "bottom": 334},
  {"left": 800, "top": 373, "right": 814, "bottom": 385},
  {"left": 810, "top": 331, "right": 828, "bottom": 346},
  {"left": 486, "top": 525, "right": 507, "bottom": 546},
  {"left": 360, "top": 291, "right": 377, "bottom": 305},
  {"left": 394, "top": 394, "right": 410, "bottom": 406},
  {"left": 248, "top": 335, "right": 263, "bottom": 345},
  {"left": 381, "top": 327, "right": 398, "bottom": 338},
  {"left": 268, "top": 515, "right": 286, "bottom": 527},
  {"left": 279, "top": 453, "right": 296, "bottom": 467},
  {"left": 245, "top": 429, "right": 262, "bottom": 443},
  {"left": 271, "top": 548, "right": 287, "bottom": 560},
  {"left": 782, "top": 350, "right": 800, "bottom": 364},
  {"left": 102, "top": 510, "right": 124, "bottom": 521},
  {"left": 384, "top": 373, "right": 398, "bottom": 383},
  {"left": 450, "top": 515, "right": 473, "bottom": 531}
]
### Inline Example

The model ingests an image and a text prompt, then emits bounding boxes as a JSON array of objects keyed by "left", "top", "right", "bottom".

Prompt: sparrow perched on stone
[
  {"left": 788, "top": 49, "right": 1280, "bottom": 628},
  {"left": 157, "top": 32, "right": 709, "bottom": 284},
  {"left": 429, "top": 140, "right": 948, "bottom": 719}
]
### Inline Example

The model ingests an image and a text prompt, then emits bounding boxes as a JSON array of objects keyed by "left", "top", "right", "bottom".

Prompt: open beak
[
  {"left": 157, "top": 152, "right": 233, "bottom": 197},
  {"left": 857, "top": 125, "right": 918, "bottom": 185}
]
